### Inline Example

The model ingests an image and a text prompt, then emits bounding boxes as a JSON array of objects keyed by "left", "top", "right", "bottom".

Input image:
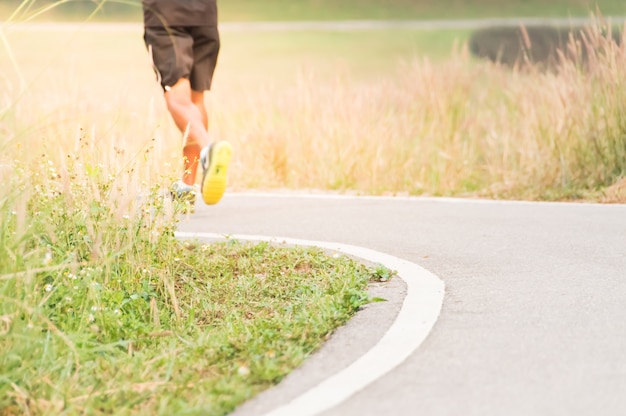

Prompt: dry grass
[
  {"left": 0, "top": 26, "right": 179, "bottom": 198},
  {"left": 2, "top": 23, "right": 626, "bottom": 201},
  {"left": 601, "top": 177, "right": 626, "bottom": 202},
  {"left": 215, "top": 28, "right": 626, "bottom": 200}
]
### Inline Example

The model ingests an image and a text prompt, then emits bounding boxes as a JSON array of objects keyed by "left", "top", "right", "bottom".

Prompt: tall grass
[
  {"left": 0, "top": 76, "right": 376, "bottom": 413},
  {"left": 2, "top": 19, "right": 625, "bottom": 202},
  {"left": 213, "top": 24, "right": 626, "bottom": 201}
]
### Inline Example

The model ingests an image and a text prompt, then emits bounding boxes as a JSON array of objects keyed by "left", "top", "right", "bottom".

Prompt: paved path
[{"left": 178, "top": 193, "right": 626, "bottom": 416}]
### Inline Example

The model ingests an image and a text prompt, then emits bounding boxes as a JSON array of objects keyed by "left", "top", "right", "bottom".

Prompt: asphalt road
[{"left": 178, "top": 193, "right": 626, "bottom": 416}]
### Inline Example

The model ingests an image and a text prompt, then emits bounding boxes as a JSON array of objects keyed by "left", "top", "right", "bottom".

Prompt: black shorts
[{"left": 144, "top": 25, "right": 220, "bottom": 92}]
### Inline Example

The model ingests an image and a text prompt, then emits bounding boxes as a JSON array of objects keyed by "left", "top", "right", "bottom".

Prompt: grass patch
[{"left": 0, "top": 152, "right": 379, "bottom": 414}]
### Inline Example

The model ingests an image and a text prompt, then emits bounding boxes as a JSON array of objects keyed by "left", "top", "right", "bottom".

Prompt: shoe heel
[{"left": 202, "top": 141, "right": 233, "bottom": 205}]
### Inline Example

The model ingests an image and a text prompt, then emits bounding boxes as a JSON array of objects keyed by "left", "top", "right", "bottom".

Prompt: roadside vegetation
[
  {"left": 0, "top": 190, "right": 376, "bottom": 415},
  {"left": 0, "top": 81, "right": 380, "bottom": 414},
  {"left": 233, "top": 25, "right": 626, "bottom": 201}
]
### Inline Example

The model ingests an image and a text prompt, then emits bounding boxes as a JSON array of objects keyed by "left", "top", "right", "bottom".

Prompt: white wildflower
[{"left": 43, "top": 251, "right": 53, "bottom": 266}]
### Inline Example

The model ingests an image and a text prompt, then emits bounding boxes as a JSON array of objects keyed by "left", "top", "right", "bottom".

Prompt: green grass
[
  {"left": 218, "top": 29, "right": 469, "bottom": 85},
  {"left": 0, "top": 157, "right": 382, "bottom": 414},
  {"left": 1, "top": 0, "right": 625, "bottom": 22},
  {"left": 1, "top": 236, "right": 377, "bottom": 414}
]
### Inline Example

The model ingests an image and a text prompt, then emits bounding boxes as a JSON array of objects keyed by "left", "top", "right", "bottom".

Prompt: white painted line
[{"left": 175, "top": 232, "right": 445, "bottom": 416}]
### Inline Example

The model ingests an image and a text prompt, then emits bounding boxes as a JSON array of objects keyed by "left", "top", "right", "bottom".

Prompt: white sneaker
[{"left": 170, "top": 180, "right": 197, "bottom": 205}]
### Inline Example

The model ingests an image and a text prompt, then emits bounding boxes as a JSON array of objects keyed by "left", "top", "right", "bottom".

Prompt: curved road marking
[{"left": 175, "top": 232, "right": 445, "bottom": 416}]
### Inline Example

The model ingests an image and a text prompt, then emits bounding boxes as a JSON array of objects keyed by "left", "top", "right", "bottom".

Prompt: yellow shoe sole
[{"left": 201, "top": 141, "right": 233, "bottom": 205}]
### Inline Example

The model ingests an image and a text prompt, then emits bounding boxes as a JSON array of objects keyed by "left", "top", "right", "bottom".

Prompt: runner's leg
[
  {"left": 164, "top": 78, "right": 210, "bottom": 185},
  {"left": 191, "top": 89, "right": 208, "bottom": 130}
]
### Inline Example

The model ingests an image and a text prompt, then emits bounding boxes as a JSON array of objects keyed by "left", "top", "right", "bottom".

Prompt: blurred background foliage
[{"left": 1, "top": 0, "right": 625, "bottom": 22}]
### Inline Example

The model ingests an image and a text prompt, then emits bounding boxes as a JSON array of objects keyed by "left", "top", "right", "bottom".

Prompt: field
[
  {"left": 3, "top": 21, "right": 625, "bottom": 200},
  {"left": 2, "top": 0, "right": 626, "bottom": 414},
  {"left": 1, "top": 0, "right": 626, "bottom": 22},
  {"left": 0, "top": 24, "right": 474, "bottom": 193}
]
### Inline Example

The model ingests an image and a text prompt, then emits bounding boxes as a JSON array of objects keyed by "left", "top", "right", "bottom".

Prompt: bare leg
[
  {"left": 164, "top": 78, "right": 209, "bottom": 185},
  {"left": 191, "top": 89, "right": 209, "bottom": 130}
]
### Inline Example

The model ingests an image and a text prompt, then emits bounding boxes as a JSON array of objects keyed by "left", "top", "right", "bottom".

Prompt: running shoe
[
  {"left": 200, "top": 141, "right": 233, "bottom": 205},
  {"left": 170, "top": 179, "right": 197, "bottom": 211}
]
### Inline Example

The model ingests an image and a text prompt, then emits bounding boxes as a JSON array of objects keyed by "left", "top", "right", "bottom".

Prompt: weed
[{"left": 370, "top": 264, "right": 396, "bottom": 282}]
